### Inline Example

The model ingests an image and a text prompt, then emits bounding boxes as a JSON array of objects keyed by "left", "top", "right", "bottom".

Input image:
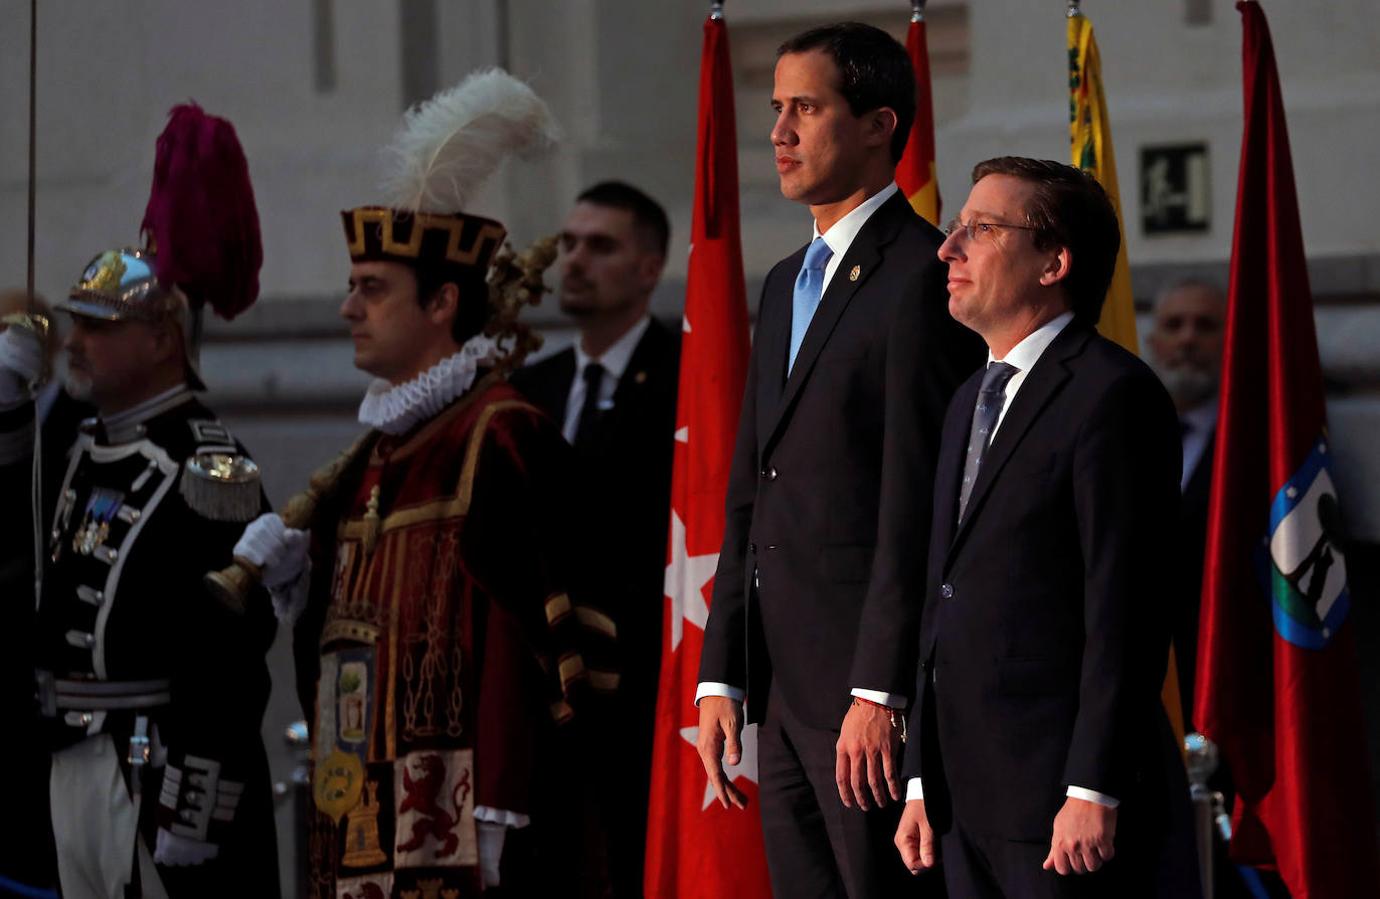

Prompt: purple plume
[{"left": 141, "top": 103, "right": 262, "bottom": 320}]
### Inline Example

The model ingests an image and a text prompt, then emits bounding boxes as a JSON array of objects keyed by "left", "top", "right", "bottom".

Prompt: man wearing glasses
[{"left": 895, "top": 157, "right": 1190, "bottom": 896}]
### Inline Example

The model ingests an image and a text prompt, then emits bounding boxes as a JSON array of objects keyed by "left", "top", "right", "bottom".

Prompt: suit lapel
[
  {"left": 945, "top": 321, "right": 1093, "bottom": 567},
  {"left": 762, "top": 192, "right": 909, "bottom": 455},
  {"left": 610, "top": 319, "right": 668, "bottom": 413},
  {"left": 755, "top": 246, "right": 802, "bottom": 441}
]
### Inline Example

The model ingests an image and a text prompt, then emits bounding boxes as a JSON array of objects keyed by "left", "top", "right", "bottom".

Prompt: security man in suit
[
  {"left": 695, "top": 22, "right": 982, "bottom": 897},
  {"left": 510, "top": 181, "right": 678, "bottom": 897},
  {"left": 1144, "top": 278, "right": 1227, "bottom": 729},
  {"left": 895, "top": 157, "right": 1193, "bottom": 897}
]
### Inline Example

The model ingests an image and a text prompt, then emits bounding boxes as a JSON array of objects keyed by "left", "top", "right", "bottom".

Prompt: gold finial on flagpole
[
  {"left": 1067, "top": 0, "right": 1083, "bottom": 18},
  {"left": 912, "top": 1, "right": 926, "bottom": 24},
  {"left": 710, "top": 1, "right": 724, "bottom": 21}
]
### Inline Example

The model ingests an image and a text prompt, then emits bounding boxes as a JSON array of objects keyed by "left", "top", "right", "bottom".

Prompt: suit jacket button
[
  {"left": 749, "top": 542, "right": 757, "bottom": 554},
  {"left": 765, "top": 466, "right": 778, "bottom": 481},
  {"left": 940, "top": 583, "right": 954, "bottom": 599}
]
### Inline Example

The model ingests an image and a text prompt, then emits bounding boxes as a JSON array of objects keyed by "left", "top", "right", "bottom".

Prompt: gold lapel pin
[
  {"left": 634, "top": 370, "right": 647, "bottom": 385},
  {"left": 849, "top": 264, "right": 861, "bottom": 282}
]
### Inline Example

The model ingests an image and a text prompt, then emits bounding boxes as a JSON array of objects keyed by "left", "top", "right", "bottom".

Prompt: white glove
[
  {"left": 0, "top": 325, "right": 43, "bottom": 407},
  {"left": 235, "top": 513, "right": 312, "bottom": 624},
  {"left": 477, "top": 820, "right": 507, "bottom": 888},
  {"left": 235, "top": 513, "right": 309, "bottom": 589},
  {"left": 154, "top": 828, "right": 218, "bottom": 866}
]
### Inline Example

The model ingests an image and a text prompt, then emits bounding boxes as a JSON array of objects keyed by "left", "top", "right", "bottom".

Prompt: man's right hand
[
  {"left": 234, "top": 513, "right": 309, "bottom": 589},
  {"left": 695, "top": 695, "right": 749, "bottom": 810},
  {"left": 894, "top": 798, "right": 939, "bottom": 874}
]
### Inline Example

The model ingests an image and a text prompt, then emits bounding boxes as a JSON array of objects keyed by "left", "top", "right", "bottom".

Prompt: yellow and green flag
[
  {"left": 1068, "top": 11, "right": 1137, "bottom": 355},
  {"left": 1070, "top": 10, "right": 1188, "bottom": 742}
]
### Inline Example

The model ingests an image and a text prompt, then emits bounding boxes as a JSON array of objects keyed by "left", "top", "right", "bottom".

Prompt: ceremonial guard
[
  {"left": 230, "top": 70, "right": 613, "bottom": 898},
  {"left": 7, "top": 105, "right": 280, "bottom": 898}
]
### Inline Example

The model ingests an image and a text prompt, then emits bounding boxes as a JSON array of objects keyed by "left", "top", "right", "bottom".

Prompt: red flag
[
  {"left": 642, "top": 12, "right": 768, "bottom": 898},
  {"left": 1196, "top": 4, "right": 1380, "bottom": 897},
  {"left": 895, "top": 10, "right": 940, "bottom": 226}
]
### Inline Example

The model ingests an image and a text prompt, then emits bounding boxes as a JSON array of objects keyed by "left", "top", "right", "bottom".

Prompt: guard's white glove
[
  {"left": 0, "top": 325, "right": 43, "bottom": 408},
  {"left": 477, "top": 820, "right": 507, "bottom": 888},
  {"left": 154, "top": 828, "right": 218, "bottom": 866},
  {"left": 234, "top": 513, "right": 311, "bottom": 624}
]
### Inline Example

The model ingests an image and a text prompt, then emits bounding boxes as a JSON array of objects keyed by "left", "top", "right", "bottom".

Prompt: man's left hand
[
  {"left": 835, "top": 699, "right": 901, "bottom": 810},
  {"left": 1042, "top": 797, "right": 1117, "bottom": 875}
]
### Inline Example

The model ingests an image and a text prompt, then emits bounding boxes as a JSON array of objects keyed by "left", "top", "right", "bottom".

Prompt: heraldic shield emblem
[{"left": 1267, "top": 437, "right": 1350, "bottom": 650}]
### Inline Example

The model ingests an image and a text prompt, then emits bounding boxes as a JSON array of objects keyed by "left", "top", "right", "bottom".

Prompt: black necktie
[
  {"left": 958, "top": 361, "right": 1019, "bottom": 523},
  {"left": 574, "top": 362, "right": 606, "bottom": 450}
]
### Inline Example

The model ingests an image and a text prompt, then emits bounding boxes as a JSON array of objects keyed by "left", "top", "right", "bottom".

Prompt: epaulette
[{"left": 179, "top": 418, "right": 262, "bottom": 522}]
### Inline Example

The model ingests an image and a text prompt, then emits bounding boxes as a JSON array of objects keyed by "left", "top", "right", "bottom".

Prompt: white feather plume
[{"left": 380, "top": 69, "right": 561, "bottom": 213}]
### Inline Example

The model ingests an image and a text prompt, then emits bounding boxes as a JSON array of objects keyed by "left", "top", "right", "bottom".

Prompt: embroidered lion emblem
[{"left": 396, "top": 753, "right": 473, "bottom": 858}]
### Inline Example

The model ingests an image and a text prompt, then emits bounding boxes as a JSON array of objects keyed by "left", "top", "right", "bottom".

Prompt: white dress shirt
[
  {"left": 695, "top": 183, "right": 907, "bottom": 711},
  {"left": 906, "top": 310, "right": 1117, "bottom": 809},
  {"left": 561, "top": 315, "right": 652, "bottom": 444}
]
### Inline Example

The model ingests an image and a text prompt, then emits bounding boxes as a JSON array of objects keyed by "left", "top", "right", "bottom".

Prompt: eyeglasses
[{"left": 942, "top": 219, "right": 1040, "bottom": 242}]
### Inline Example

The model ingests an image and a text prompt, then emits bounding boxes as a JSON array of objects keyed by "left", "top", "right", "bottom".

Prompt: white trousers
[{"left": 49, "top": 735, "right": 167, "bottom": 899}]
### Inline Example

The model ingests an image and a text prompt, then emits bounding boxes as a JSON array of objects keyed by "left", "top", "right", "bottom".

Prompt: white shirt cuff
[
  {"left": 850, "top": 687, "right": 906, "bottom": 708},
  {"left": 1066, "top": 785, "right": 1119, "bottom": 808},
  {"left": 906, "top": 778, "right": 924, "bottom": 801},
  {"left": 694, "top": 682, "right": 745, "bottom": 706},
  {"left": 473, "top": 805, "right": 531, "bottom": 829}
]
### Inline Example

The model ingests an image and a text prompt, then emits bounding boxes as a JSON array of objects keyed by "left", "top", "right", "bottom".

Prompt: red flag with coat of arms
[
  {"left": 642, "top": 10, "right": 770, "bottom": 898},
  {"left": 1195, "top": 4, "right": 1380, "bottom": 897}
]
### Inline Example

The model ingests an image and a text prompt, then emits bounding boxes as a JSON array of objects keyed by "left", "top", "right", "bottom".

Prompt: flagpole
[
  {"left": 1067, "top": 1, "right": 1081, "bottom": 18},
  {"left": 912, "top": 0, "right": 926, "bottom": 24},
  {"left": 710, "top": 1, "right": 723, "bottom": 21},
  {"left": 26, "top": 0, "right": 37, "bottom": 316},
  {"left": 26, "top": 0, "right": 45, "bottom": 612}
]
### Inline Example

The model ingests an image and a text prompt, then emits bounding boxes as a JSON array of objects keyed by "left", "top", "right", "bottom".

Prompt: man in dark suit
[
  {"left": 509, "top": 181, "right": 678, "bottom": 897},
  {"left": 895, "top": 157, "right": 1192, "bottom": 897},
  {"left": 1144, "top": 279, "right": 1226, "bottom": 730},
  {"left": 695, "top": 23, "right": 982, "bottom": 897}
]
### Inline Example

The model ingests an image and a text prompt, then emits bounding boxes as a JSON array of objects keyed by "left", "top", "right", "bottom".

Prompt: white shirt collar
[
  {"left": 988, "top": 310, "right": 1076, "bottom": 371},
  {"left": 1181, "top": 397, "right": 1219, "bottom": 432},
  {"left": 574, "top": 314, "right": 651, "bottom": 381},
  {"left": 813, "top": 182, "right": 900, "bottom": 254}
]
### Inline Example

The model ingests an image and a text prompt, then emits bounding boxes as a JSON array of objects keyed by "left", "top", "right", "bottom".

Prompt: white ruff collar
[{"left": 357, "top": 336, "right": 501, "bottom": 435}]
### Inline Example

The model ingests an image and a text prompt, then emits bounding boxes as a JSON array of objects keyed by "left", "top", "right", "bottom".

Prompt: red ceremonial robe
[{"left": 296, "top": 376, "right": 610, "bottom": 898}]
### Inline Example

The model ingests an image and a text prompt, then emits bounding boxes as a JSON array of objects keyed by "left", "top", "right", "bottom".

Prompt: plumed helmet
[
  {"left": 58, "top": 104, "right": 262, "bottom": 391},
  {"left": 343, "top": 69, "right": 559, "bottom": 289}
]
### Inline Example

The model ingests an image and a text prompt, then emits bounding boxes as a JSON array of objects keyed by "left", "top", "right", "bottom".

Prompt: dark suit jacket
[
  {"left": 699, "top": 191, "right": 983, "bottom": 728},
  {"left": 510, "top": 319, "right": 679, "bottom": 896},
  {"left": 902, "top": 319, "right": 1184, "bottom": 843},
  {"left": 510, "top": 318, "right": 680, "bottom": 715}
]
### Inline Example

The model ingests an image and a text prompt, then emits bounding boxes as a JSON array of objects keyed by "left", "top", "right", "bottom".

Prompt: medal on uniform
[{"left": 72, "top": 489, "right": 124, "bottom": 556}]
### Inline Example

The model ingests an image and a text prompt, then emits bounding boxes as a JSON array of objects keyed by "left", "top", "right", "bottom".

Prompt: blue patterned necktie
[
  {"left": 788, "top": 237, "right": 834, "bottom": 374},
  {"left": 957, "top": 361, "right": 1019, "bottom": 523}
]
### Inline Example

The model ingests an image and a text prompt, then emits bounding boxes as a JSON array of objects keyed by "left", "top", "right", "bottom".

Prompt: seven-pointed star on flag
[
  {"left": 680, "top": 723, "right": 760, "bottom": 810},
  {"left": 665, "top": 509, "right": 717, "bottom": 650}
]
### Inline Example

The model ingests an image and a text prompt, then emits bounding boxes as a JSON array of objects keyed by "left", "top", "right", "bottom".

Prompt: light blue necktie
[{"left": 788, "top": 237, "right": 834, "bottom": 374}]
